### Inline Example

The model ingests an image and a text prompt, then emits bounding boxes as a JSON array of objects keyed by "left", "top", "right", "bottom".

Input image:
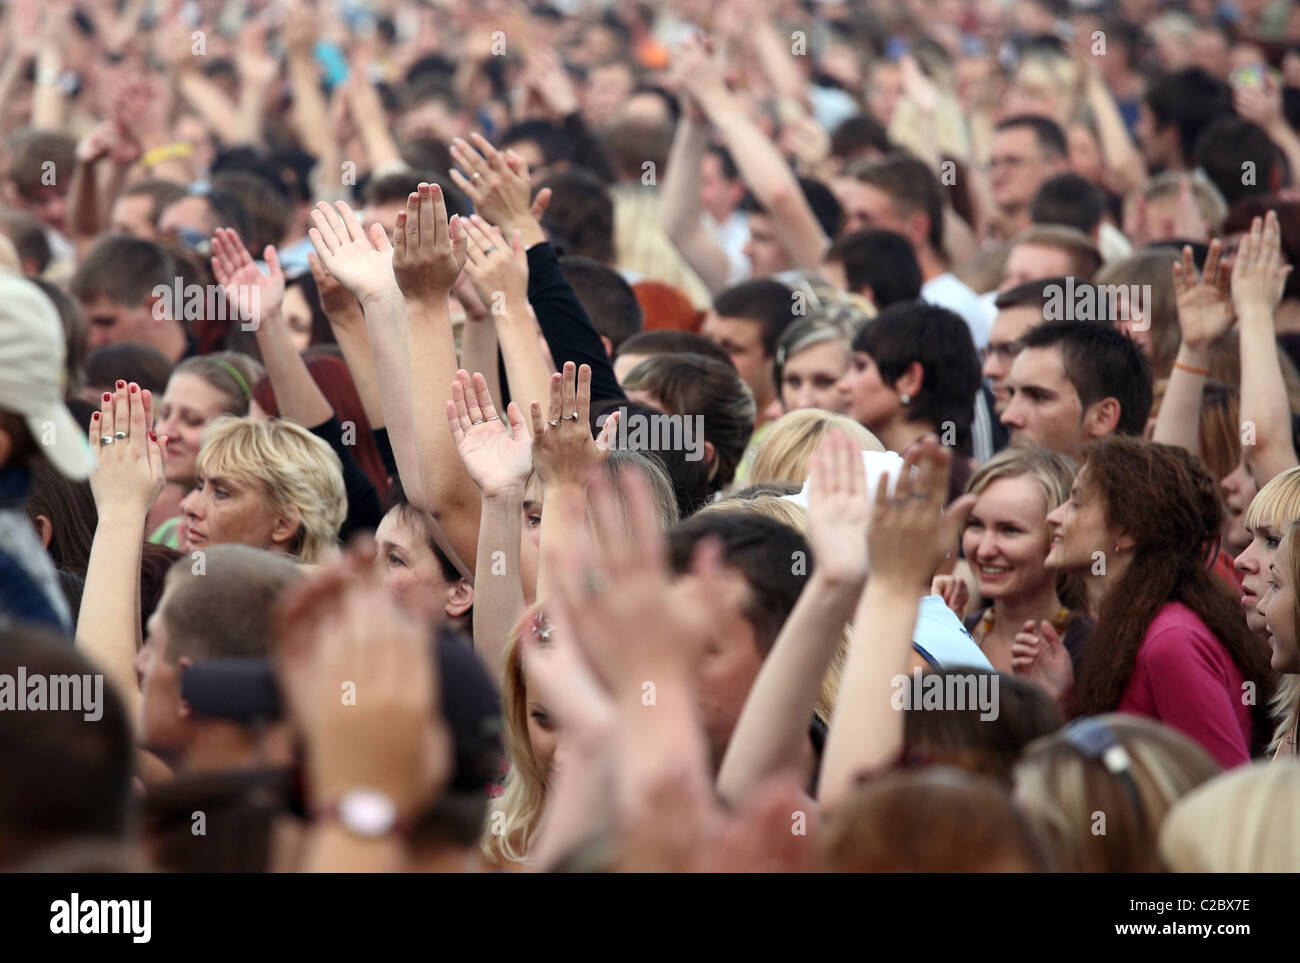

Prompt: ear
[
  {"left": 600, "top": 334, "right": 614, "bottom": 360},
  {"left": 145, "top": 292, "right": 169, "bottom": 322},
  {"left": 0, "top": 424, "right": 12, "bottom": 469},
  {"left": 446, "top": 579, "right": 474, "bottom": 619},
  {"left": 704, "top": 440, "right": 717, "bottom": 481},
  {"left": 33, "top": 514, "right": 53, "bottom": 549},
  {"left": 894, "top": 360, "right": 924, "bottom": 400},
  {"left": 760, "top": 396, "right": 785, "bottom": 423},
  {"left": 1081, "top": 397, "right": 1121, "bottom": 439},
  {"left": 908, "top": 209, "right": 930, "bottom": 252},
  {"left": 176, "top": 655, "right": 194, "bottom": 720},
  {"left": 1115, "top": 531, "right": 1137, "bottom": 554},
  {"left": 268, "top": 506, "right": 303, "bottom": 552},
  {"left": 858, "top": 284, "right": 877, "bottom": 308}
]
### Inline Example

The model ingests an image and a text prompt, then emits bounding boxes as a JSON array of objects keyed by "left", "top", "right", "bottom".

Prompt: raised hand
[
  {"left": 390, "top": 182, "right": 467, "bottom": 304},
  {"left": 1010, "top": 618, "right": 1073, "bottom": 701},
  {"left": 1232, "top": 211, "right": 1292, "bottom": 320},
  {"left": 448, "top": 133, "right": 544, "bottom": 237},
  {"left": 866, "top": 437, "right": 975, "bottom": 589},
  {"left": 461, "top": 214, "right": 528, "bottom": 314},
  {"left": 308, "top": 200, "right": 399, "bottom": 305},
  {"left": 210, "top": 227, "right": 285, "bottom": 328},
  {"left": 1172, "top": 237, "right": 1234, "bottom": 349},
  {"left": 445, "top": 370, "right": 533, "bottom": 498},
  {"left": 88, "top": 381, "right": 168, "bottom": 517},
  {"left": 805, "top": 429, "right": 869, "bottom": 586},
  {"left": 530, "top": 362, "right": 606, "bottom": 489},
  {"left": 278, "top": 558, "right": 450, "bottom": 822},
  {"left": 307, "top": 252, "right": 363, "bottom": 329}
]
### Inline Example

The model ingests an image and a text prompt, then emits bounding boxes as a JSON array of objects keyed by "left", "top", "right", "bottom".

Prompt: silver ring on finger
[
  {"left": 563, "top": 411, "right": 579, "bottom": 421},
  {"left": 547, "top": 419, "right": 561, "bottom": 428},
  {"left": 114, "top": 432, "right": 127, "bottom": 440},
  {"left": 471, "top": 418, "right": 486, "bottom": 425},
  {"left": 100, "top": 435, "right": 114, "bottom": 447},
  {"left": 471, "top": 172, "right": 482, "bottom": 181},
  {"left": 482, "top": 246, "right": 497, "bottom": 255}
]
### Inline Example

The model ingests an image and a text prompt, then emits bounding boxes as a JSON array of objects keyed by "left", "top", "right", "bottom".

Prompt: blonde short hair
[
  {"left": 748, "top": 409, "right": 884, "bottom": 486},
  {"left": 966, "top": 445, "right": 1076, "bottom": 509},
  {"left": 1159, "top": 761, "right": 1300, "bottom": 871},
  {"left": 196, "top": 416, "right": 346, "bottom": 563}
]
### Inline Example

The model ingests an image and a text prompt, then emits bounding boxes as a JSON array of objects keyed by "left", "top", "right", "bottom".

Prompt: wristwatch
[{"left": 315, "top": 788, "right": 408, "bottom": 839}]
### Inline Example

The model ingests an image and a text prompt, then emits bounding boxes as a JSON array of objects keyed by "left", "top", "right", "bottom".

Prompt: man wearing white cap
[{"left": 0, "top": 273, "right": 94, "bottom": 633}]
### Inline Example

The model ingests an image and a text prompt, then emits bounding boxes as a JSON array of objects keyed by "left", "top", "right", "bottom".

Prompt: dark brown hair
[{"left": 1071, "top": 438, "right": 1275, "bottom": 751}]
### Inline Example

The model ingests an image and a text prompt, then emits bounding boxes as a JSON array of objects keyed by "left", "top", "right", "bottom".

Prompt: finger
[
  {"left": 368, "top": 222, "right": 393, "bottom": 253},
  {"left": 404, "top": 189, "right": 421, "bottom": 252},
  {"left": 448, "top": 166, "right": 479, "bottom": 200},
  {"left": 462, "top": 369, "right": 485, "bottom": 424},
  {"left": 472, "top": 371, "right": 498, "bottom": 421},
  {"left": 88, "top": 403, "right": 101, "bottom": 447},
  {"left": 595, "top": 408, "right": 619, "bottom": 450},
  {"left": 547, "top": 369, "right": 563, "bottom": 425},
  {"left": 576, "top": 363, "right": 592, "bottom": 428},
  {"left": 335, "top": 200, "right": 368, "bottom": 244},
  {"left": 461, "top": 214, "right": 492, "bottom": 248},
  {"left": 560, "top": 362, "right": 578, "bottom": 421},
  {"left": 530, "top": 187, "right": 552, "bottom": 220},
  {"left": 470, "top": 131, "right": 504, "bottom": 171},
  {"left": 446, "top": 399, "right": 465, "bottom": 444},
  {"left": 129, "top": 380, "right": 146, "bottom": 445},
  {"left": 393, "top": 209, "right": 409, "bottom": 261},
  {"left": 530, "top": 400, "right": 545, "bottom": 437},
  {"left": 112, "top": 382, "right": 129, "bottom": 440},
  {"left": 505, "top": 400, "right": 529, "bottom": 437},
  {"left": 424, "top": 182, "right": 445, "bottom": 251},
  {"left": 97, "top": 389, "right": 114, "bottom": 441},
  {"left": 313, "top": 201, "right": 346, "bottom": 246},
  {"left": 449, "top": 214, "right": 467, "bottom": 268},
  {"left": 263, "top": 245, "right": 283, "bottom": 282},
  {"left": 941, "top": 493, "right": 977, "bottom": 545},
  {"left": 450, "top": 374, "right": 473, "bottom": 431}
]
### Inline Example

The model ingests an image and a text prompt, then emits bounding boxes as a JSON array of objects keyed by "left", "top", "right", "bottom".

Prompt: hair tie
[{"left": 212, "top": 358, "right": 252, "bottom": 400}]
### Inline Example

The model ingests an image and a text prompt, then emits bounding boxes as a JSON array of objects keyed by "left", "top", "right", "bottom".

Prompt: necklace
[{"left": 979, "top": 605, "right": 1071, "bottom": 641}]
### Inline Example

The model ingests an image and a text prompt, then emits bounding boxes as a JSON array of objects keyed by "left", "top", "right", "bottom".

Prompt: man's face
[
  {"left": 990, "top": 126, "right": 1061, "bottom": 213},
  {"left": 742, "top": 212, "right": 793, "bottom": 277},
  {"left": 109, "top": 194, "right": 160, "bottom": 239},
  {"left": 1135, "top": 102, "right": 1177, "bottom": 170},
  {"left": 699, "top": 153, "right": 743, "bottom": 224},
  {"left": 832, "top": 179, "right": 909, "bottom": 241},
  {"left": 80, "top": 294, "right": 159, "bottom": 352},
  {"left": 983, "top": 304, "right": 1040, "bottom": 411},
  {"left": 999, "top": 243, "right": 1075, "bottom": 292},
  {"left": 8, "top": 183, "right": 68, "bottom": 233},
  {"left": 1000, "top": 344, "right": 1088, "bottom": 455},
  {"left": 675, "top": 567, "right": 764, "bottom": 769},
  {"left": 157, "top": 196, "right": 216, "bottom": 250},
  {"left": 137, "top": 587, "right": 191, "bottom": 755},
  {"left": 700, "top": 312, "right": 770, "bottom": 408}
]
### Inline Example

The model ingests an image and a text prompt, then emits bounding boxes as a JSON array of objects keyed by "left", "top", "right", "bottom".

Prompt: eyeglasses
[{"left": 979, "top": 340, "right": 1023, "bottom": 364}]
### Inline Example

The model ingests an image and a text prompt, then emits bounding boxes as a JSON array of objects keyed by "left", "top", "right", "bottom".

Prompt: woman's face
[
  {"left": 178, "top": 469, "right": 295, "bottom": 555},
  {"left": 282, "top": 285, "right": 314, "bottom": 354},
  {"left": 375, "top": 508, "right": 455, "bottom": 618},
  {"left": 525, "top": 682, "right": 559, "bottom": 778},
  {"left": 781, "top": 339, "right": 851, "bottom": 414},
  {"left": 522, "top": 474, "right": 543, "bottom": 549},
  {"left": 1236, "top": 516, "right": 1284, "bottom": 634},
  {"left": 1219, "top": 454, "right": 1259, "bottom": 556},
  {"left": 837, "top": 350, "right": 901, "bottom": 434},
  {"left": 156, "top": 374, "right": 234, "bottom": 484},
  {"left": 1259, "top": 531, "right": 1300, "bottom": 673},
  {"left": 1044, "top": 466, "right": 1119, "bottom": 573},
  {"left": 962, "top": 476, "right": 1056, "bottom": 601}
]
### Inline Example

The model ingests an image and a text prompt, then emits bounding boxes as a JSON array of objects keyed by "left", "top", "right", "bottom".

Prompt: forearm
[
  {"left": 534, "top": 483, "right": 583, "bottom": 603},
  {"left": 819, "top": 578, "right": 921, "bottom": 812},
  {"left": 702, "top": 88, "right": 827, "bottom": 269},
  {"left": 1152, "top": 343, "right": 1209, "bottom": 454},
  {"left": 31, "top": 45, "right": 64, "bottom": 131},
  {"left": 362, "top": 289, "right": 426, "bottom": 506},
  {"left": 459, "top": 317, "right": 502, "bottom": 405},
  {"left": 494, "top": 310, "right": 553, "bottom": 421},
  {"left": 472, "top": 489, "right": 527, "bottom": 679},
  {"left": 528, "top": 727, "right": 616, "bottom": 872},
  {"left": 1239, "top": 309, "right": 1300, "bottom": 483},
  {"left": 751, "top": 22, "right": 810, "bottom": 109},
  {"left": 235, "top": 80, "right": 270, "bottom": 148},
  {"left": 717, "top": 572, "right": 861, "bottom": 806},
  {"left": 177, "top": 71, "right": 244, "bottom": 144},
  {"left": 76, "top": 515, "right": 146, "bottom": 724},
  {"left": 66, "top": 160, "right": 103, "bottom": 240},
  {"left": 614, "top": 675, "right": 712, "bottom": 824},
  {"left": 255, "top": 312, "right": 335, "bottom": 427},
  {"left": 1266, "top": 121, "right": 1300, "bottom": 199},
  {"left": 288, "top": 52, "right": 332, "bottom": 159},
  {"left": 661, "top": 118, "right": 733, "bottom": 292},
  {"left": 1086, "top": 76, "right": 1146, "bottom": 193},
  {"left": 300, "top": 824, "right": 407, "bottom": 872},
  {"left": 327, "top": 313, "right": 386, "bottom": 428}
]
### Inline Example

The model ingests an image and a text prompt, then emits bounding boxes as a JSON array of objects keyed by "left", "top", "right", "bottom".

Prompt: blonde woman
[
  {"left": 1159, "top": 761, "right": 1300, "bottom": 871},
  {"left": 747, "top": 408, "right": 884, "bottom": 486},
  {"left": 952, "top": 446, "right": 1083, "bottom": 674},
  {"left": 1234, "top": 467, "right": 1300, "bottom": 758},
  {"left": 1014, "top": 714, "right": 1220, "bottom": 872},
  {"left": 179, "top": 417, "right": 346, "bottom": 564}
]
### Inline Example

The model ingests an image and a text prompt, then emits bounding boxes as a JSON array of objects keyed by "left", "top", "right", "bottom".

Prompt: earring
[{"left": 900, "top": 393, "right": 911, "bottom": 405}]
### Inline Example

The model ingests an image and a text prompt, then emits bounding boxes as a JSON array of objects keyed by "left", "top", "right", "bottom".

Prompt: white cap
[
  {"left": 0, "top": 272, "right": 93, "bottom": 479},
  {"left": 782, "top": 448, "right": 907, "bottom": 510}
]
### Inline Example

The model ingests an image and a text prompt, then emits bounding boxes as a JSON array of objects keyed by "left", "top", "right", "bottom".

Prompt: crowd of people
[{"left": 3, "top": 0, "right": 1300, "bottom": 874}]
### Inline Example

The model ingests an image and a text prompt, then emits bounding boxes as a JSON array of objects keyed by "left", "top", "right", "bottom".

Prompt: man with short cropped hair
[
  {"left": 69, "top": 236, "right": 191, "bottom": 360},
  {"left": 999, "top": 225, "right": 1103, "bottom": 293},
  {"left": 990, "top": 115, "right": 1069, "bottom": 237},
  {"left": 701, "top": 279, "right": 799, "bottom": 427},
  {"left": 1001, "top": 319, "right": 1153, "bottom": 457}
]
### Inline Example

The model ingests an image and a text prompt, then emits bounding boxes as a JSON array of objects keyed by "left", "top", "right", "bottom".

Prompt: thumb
[
  {"left": 530, "top": 187, "right": 552, "bottom": 220},
  {"left": 1039, "top": 619, "right": 1062, "bottom": 648},
  {"left": 263, "top": 244, "right": 283, "bottom": 280},
  {"left": 940, "top": 494, "right": 976, "bottom": 545}
]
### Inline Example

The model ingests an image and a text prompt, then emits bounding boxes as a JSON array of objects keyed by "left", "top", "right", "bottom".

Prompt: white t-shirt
[
  {"left": 912, "top": 595, "right": 994, "bottom": 671},
  {"left": 922, "top": 272, "right": 995, "bottom": 350}
]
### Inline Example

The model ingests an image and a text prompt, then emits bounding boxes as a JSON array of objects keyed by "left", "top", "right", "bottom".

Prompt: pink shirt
[{"left": 1116, "top": 602, "right": 1252, "bottom": 769}]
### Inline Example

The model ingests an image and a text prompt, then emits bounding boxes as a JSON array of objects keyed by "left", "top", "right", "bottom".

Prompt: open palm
[
  {"left": 308, "top": 200, "right": 398, "bottom": 302},
  {"left": 446, "top": 370, "right": 532, "bottom": 497},
  {"left": 211, "top": 228, "right": 285, "bottom": 326},
  {"left": 1172, "top": 239, "right": 1234, "bottom": 348}
]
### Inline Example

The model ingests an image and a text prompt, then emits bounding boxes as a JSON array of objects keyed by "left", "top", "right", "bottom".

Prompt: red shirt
[{"left": 1116, "top": 602, "right": 1252, "bottom": 769}]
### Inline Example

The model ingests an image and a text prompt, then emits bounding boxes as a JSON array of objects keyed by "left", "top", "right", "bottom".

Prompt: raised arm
[
  {"left": 1233, "top": 211, "right": 1299, "bottom": 485},
  {"left": 77, "top": 382, "right": 168, "bottom": 725},
  {"left": 445, "top": 371, "right": 534, "bottom": 677},
  {"left": 310, "top": 253, "right": 385, "bottom": 429},
  {"left": 819, "top": 440, "right": 974, "bottom": 812},
  {"left": 660, "top": 99, "right": 734, "bottom": 294},
  {"left": 682, "top": 35, "right": 829, "bottom": 271},
  {"left": 1154, "top": 241, "right": 1234, "bottom": 452},
  {"left": 717, "top": 430, "right": 868, "bottom": 807}
]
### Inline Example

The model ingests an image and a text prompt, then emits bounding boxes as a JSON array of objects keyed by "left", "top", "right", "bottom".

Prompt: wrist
[
  {"left": 1176, "top": 342, "right": 1212, "bottom": 365},
  {"left": 359, "top": 286, "right": 404, "bottom": 311},
  {"left": 811, "top": 567, "right": 867, "bottom": 597},
  {"left": 484, "top": 484, "right": 527, "bottom": 504}
]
